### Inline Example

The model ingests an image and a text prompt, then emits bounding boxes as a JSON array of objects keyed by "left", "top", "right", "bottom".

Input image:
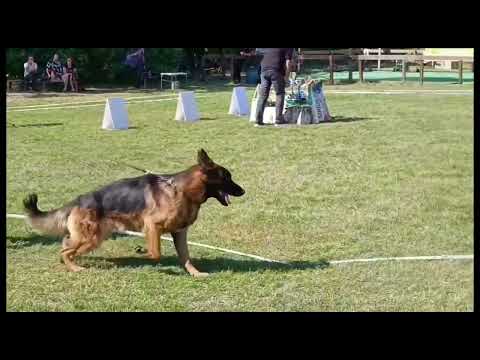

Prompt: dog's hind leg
[
  {"left": 61, "top": 208, "right": 103, "bottom": 272},
  {"left": 60, "top": 235, "right": 74, "bottom": 263},
  {"left": 143, "top": 220, "right": 162, "bottom": 261},
  {"left": 172, "top": 229, "right": 208, "bottom": 277},
  {"left": 61, "top": 246, "right": 86, "bottom": 272}
]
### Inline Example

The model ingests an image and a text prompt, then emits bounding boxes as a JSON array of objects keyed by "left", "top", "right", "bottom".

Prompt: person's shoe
[
  {"left": 254, "top": 122, "right": 265, "bottom": 127},
  {"left": 275, "top": 115, "right": 287, "bottom": 125}
]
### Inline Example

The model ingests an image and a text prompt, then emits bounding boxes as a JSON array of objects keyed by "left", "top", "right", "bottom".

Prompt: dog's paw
[
  {"left": 191, "top": 272, "right": 209, "bottom": 278},
  {"left": 69, "top": 265, "right": 86, "bottom": 272}
]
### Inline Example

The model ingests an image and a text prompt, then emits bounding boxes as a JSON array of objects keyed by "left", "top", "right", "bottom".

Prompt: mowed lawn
[{"left": 6, "top": 82, "right": 473, "bottom": 311}]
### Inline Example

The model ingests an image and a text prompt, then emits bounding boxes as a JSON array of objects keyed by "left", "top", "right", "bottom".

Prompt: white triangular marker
[
  {"left": 229, "top": 87, "right": 250, "bottom": 117},
  {"left": 175, "top": 91, "right": 200, "bottom": 122},
  {"left": 102, "top": 98, "right": 129, "bottom": 130},
  {"left": 249, "top": 85, "right": 261, "bottom": 122}
]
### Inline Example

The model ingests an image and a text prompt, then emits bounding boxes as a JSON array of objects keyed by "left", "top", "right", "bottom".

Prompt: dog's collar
[{"left": 156, "top": 175, "right": 176, "bottom": 190}]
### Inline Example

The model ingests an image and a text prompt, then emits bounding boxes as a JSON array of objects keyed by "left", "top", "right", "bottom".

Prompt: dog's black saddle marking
[{"left": 71, "top": 174, "right": 174, "bottom": 216}]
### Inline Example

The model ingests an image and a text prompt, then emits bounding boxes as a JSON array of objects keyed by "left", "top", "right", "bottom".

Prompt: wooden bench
[
  {"left": 41, "top": 78, "right": 65, "bottom": 91},
  {"left": 6, "top": 74, "right": 82, "bottom": 92},
  {"left": 6, "top": 79, "right": 24, "bottom": 92}
]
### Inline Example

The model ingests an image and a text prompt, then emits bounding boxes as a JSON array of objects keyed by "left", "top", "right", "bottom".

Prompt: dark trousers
[
  {"left": 24, "top": 72, "right": 38, "bottom": 90},
  {"left": 135, "top": 66, "right": 145, "bottom": 88},
  {"left": 255, "top": 69, "right": 286, "bottom": 124},
  {"left": 233, "top": 59, "right": 245, "bottom": 83}
]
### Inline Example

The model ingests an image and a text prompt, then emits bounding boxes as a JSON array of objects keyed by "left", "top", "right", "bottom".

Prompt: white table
[{"left": 160, "top": 72, "right": 188, "bottom": 90}]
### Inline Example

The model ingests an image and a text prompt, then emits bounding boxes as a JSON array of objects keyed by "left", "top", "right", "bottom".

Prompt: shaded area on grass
[
  {"left": 83, "top": 255, "right": 329, "bottom": 273},
  {"left": 7, "top": 234, "right": 329, "bottom": 273},
  {"left": 7, "top": 234, "right": 60, "bottom": 247},
  {"left": 261, "top": 116, "right": 372, "bottom": 128},
  {"left": 9, "top": 122, "right": 64, "bottom": 128},
  {"left": 329, "top": 116, "right": 371, "bottom": 123}
]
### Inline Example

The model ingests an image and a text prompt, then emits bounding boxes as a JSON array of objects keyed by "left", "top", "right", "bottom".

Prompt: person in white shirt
[{"left": 24, "top": 56, "right": 38, "bottom": 91}]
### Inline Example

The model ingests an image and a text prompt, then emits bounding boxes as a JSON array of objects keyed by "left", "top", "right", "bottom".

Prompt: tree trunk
[
  {"left": 183, "top": 48, "right": 207, "bottom": 82},
  {"left": 218, "top": 48, "right": 226, "bottom": 78}
]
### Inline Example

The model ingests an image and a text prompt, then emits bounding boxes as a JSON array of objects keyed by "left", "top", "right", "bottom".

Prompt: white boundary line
[
  {"left": 8, "top": 103, "right": 106, "bottom": 112},
  {"left": 327, "top": 89, "right": 473, "bottom": 93},
  {"left": 329, "top": 254, "right": 473, "bottom": 265},
  {"left": 7, "top": 93, "right": 194, "bottom": 109},
  {"left": 6, "top": 213, "right": 473, "bottom": 266},
  {"left": 120, "top": 230, "right": 286, "bottom": 264},
  {"left": 6, "top": 95, "right": 210, "bottom": 113},
  {"left": 325, "top": 90, "right": 472, "bottom": 95},
  {"left": 8, "top": 95, "right": 168, "bottom": 109}
]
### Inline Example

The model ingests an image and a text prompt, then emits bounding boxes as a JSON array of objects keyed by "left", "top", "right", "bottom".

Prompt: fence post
[
  {"left": 420, "top": 60, "right": 424, "bottom": 85},
  {"left": 377, "top": 48, "right": 381, "bottom": 69},
  {"left": 359, "top": 59, "right": 364, "bottom": 83},
  {"left": 329, "top": 54, "right": 334, "bottom": 85},
  {"left": 459, "top": 60, "right": 464, "bottom": 84}
]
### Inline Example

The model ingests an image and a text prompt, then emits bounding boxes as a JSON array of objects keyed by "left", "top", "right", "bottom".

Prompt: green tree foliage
[{"left": 6, "top": 48, "right": 182, "bottom": 83}]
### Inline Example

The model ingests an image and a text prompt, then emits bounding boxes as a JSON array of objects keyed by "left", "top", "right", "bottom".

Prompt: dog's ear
[{"left": 197, "top": 149, "right": 215, "bottom": 169}]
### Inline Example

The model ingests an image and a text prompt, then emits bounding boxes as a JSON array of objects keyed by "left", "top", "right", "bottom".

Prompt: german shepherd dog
[{"left": 23, "top": 149, "right": 245, "bottom": 277}]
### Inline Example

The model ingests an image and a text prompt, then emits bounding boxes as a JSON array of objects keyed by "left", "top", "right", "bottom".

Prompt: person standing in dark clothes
[
  {"left": 125, "top": 48, "right": 145, "bottom": 88},
  {"left": 254, "top": 48, "right": 295, "bottom": 126},
  {"left": 233, "top": 48, "right": 254, "bottom": 84},
  {"left": 135, "top": 48, "right": 145, "bottom": 88}
]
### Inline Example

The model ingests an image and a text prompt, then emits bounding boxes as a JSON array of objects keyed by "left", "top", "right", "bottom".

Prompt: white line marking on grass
[
  {"left": 7, "top": 93, "right": 188, "bottom": 109},
  {"left": 326, "top": 90, "right": 472, "bottom": 95},
  {"left": 8, "top": 103, "right": 106, "bottom": 112},
  {"left": 7, "top": 95, "right": 211, "bottom": 113},
  {"left": 329, "top": 254, "right": 473, "bottom": 265},
  {"left": 6, "top": 214, "right": 27, "bottom": 219},
  {"left": 120, "top": 230, "right": 287, "bottom": 264},
  {"left": 7, "top": 214, "right": 473, "bottom": 266}
]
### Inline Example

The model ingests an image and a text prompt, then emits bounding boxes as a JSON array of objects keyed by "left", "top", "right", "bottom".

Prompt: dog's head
[{"left": 197, "top": 149, "right": 245, "bottom": 206}]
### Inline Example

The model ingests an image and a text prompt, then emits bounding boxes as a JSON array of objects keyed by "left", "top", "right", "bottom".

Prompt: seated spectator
[
  {"left": 46, "top": 53, "right": 64, "bottom": 82},
  {"left": 63, "top": 57, "right": 78, "bottom": 92},
  {"left": 23, "top": 56, "right": 38, "bottom": 91}
]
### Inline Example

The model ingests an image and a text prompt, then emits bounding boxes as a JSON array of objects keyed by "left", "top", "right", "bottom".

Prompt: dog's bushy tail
[{"left": 23, "top": 193, "right": 70, "bottom": 236}]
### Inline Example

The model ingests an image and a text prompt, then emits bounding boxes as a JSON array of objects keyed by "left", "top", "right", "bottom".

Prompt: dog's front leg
[{"left": 171, "top": 229, "right": 208, "bottom": 277}]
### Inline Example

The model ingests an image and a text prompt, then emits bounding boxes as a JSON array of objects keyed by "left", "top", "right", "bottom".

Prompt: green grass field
[{"left": 6, "top": 81, "right": 474, "bottom": 311}]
